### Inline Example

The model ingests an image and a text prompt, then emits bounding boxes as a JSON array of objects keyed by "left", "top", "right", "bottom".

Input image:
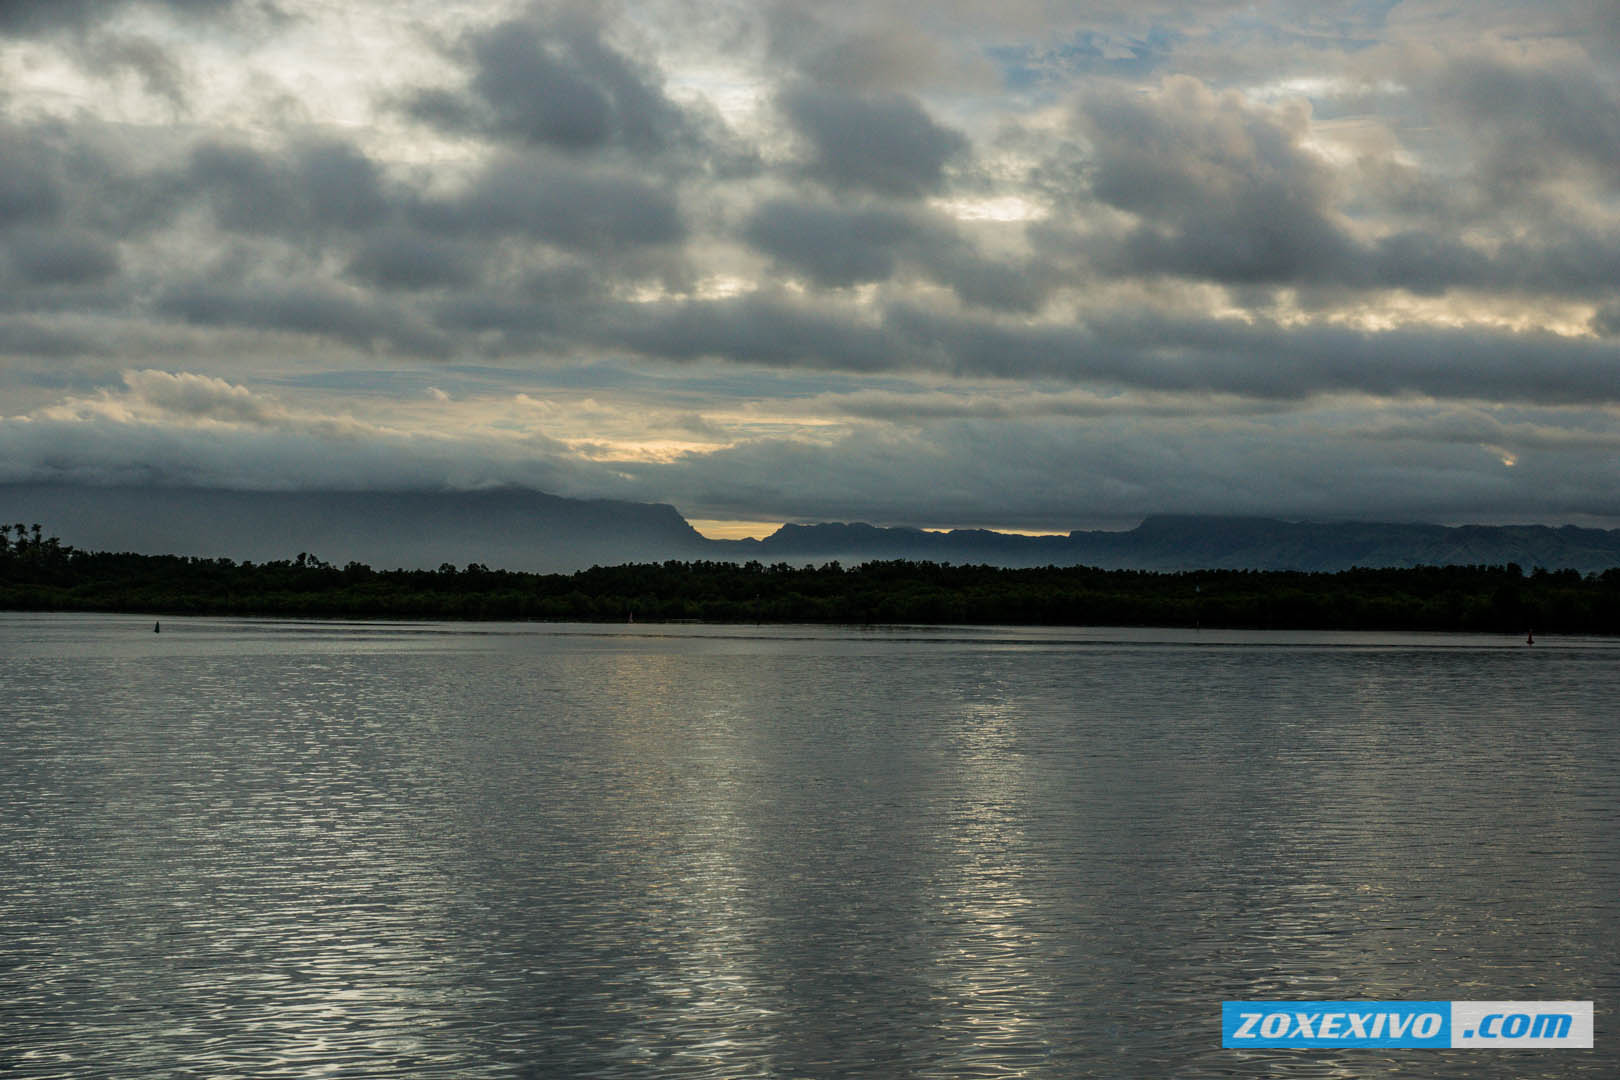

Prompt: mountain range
[{"left": 6, "top": 483, "right": 1620, "bottom": 574}]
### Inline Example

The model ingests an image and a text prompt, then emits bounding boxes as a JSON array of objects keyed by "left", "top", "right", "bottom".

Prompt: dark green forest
[{"left": 4, "top": 522, "right": 1619, "bottom": 633}]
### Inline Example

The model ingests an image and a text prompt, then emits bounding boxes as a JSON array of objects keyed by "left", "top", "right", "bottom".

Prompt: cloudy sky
[{"left": 3, "top": 0, "right": 1620, "bottom": 537}]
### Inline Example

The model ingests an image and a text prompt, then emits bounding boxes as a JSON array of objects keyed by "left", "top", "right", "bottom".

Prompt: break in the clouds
[{"left": 3, "top": 0, "right": 1620, "bottom": 535}]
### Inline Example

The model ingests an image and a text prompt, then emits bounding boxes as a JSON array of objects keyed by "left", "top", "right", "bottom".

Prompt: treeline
[{"left": 4, "top": 523, "right": 1620, "bottom": 632}]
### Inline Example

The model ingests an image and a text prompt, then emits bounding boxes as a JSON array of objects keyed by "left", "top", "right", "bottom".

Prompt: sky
[{"left": 3, "top": 0, "right": 1620, "bottom": 538}]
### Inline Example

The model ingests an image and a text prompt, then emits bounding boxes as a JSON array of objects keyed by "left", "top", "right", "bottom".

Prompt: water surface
[{"left": 3, "top": 614, "right": 1616, "bottom": 1077}]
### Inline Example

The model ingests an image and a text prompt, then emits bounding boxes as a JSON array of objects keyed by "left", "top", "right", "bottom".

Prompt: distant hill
[
  {"left": 728, "top": 515, "right": 1620, "bottom": 573},
  {"left": 5, "top": 484, "right": 1620, "bottom": 574},
  {"left": 0, "top": 484, "right": 711, "bottom": 573}
]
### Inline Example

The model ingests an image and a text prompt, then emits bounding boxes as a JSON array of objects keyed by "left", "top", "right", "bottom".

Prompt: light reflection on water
[{"left": 3, "top": 613, "right": 1618, "bottom": 1078}]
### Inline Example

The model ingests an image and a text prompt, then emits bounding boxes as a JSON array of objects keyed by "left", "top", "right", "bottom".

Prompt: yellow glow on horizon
[
  {"left": 561, "top": 437, "right": 731, "bottom": 463},
  {"left": 687, "top": 519, "right": 785, "bottom": 540},
  {"left": 692, "top": 520, "right": 1077, "bottom": 541},
  {"left": 922, "top": 526, "right": 1070, "bottom": 537}
]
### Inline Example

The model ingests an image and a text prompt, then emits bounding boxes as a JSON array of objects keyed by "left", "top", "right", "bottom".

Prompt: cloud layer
[{"left": 3, "top": 0, "right": 1619, "bottom": 532}]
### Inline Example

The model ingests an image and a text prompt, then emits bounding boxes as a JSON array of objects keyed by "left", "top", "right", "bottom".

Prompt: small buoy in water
[
  {"left": 1526, "top": 629, "right": 1534, "bottom": 645},
  {"left": 154, "top": 621, "right": 160, "bottom": 634}
]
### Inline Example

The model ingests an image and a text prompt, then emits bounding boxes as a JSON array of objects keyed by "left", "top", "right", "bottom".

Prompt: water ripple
[{"left": 3, "top": 614, "right": 1616, "bottom": 1077}]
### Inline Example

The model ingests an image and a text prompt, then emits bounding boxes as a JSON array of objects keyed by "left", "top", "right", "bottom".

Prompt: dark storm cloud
[
  {"left": 0, "top": 118, "right": 187, "bottom": 242},
  {"left": 607, "top": 292, "right": 899, "bottom": 372},
  {"left": 0, "top": 316, "right": 104, "bottom": 358},
  {"left": 1360, "top": 224, "right": 1620, "bottom": 299},
  {"left": 1077, "top": 76, "right": 1351, "bottom": 285},
  {"left": 344, "top": 228, "right": 476, "bottom": 291},
  {"left": 580, "top": 291, "right": 1620, "bottom": 408},
  {"left": 432, "top": 263, "right": 607, "bottom": 350},
  {"left": 741, "top": 199, "right": 1047, "bottom": 310},
  {"left": 155, "top": 280, "right": 449, "bottom": 356},
  {"left": 743, "top": 200, "right": 910, "bottom": 287},
  {"left": 0, "top": 121, "right": 189, "bottom": 306},
  {"left": 464, "top": 24, "right": 616, "bottom": 149},
  {"left": 406, "top": 10, "right": 708, "bottom": 164},
  {"left": 411, "top": 153, "right": 684, "bottom": 254},
  {"left": 887, "top": 305, "right": 1620, "bottom": 405},
  {"left": 186, "top": 138, "right": 390, "bottom": 236},
  {"left": 1592, "top": 303, "right": 1620, "bottom": 338},
  {"left": 933, "top": 253, "right": 1049, "bottom": 313},
  {"left": 1425, "top": 48, "right": 1620, "bottom": 197},
  {"left": 432, "top": 295, "right": 571, "bottom": 346},
  {"left": 779, "top": 84, "right": 967, "bottom": 198},
  {"left": 2, "top": 228, "right": 121, "bottom": 285},
  {"left": 1057, "top": 69, "right": 1620, "bottom": 300},
  {"left": 0, "top": 127, "right": 66, "bottom": 226}
]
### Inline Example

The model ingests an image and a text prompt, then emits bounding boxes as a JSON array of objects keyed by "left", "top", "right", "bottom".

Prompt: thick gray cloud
[
  {"left": 1360, "top": 224, "right": 1620, "bottom": 299},
  {"left": 0, "top": 120, "right": 188, "bottom": 249},
  {"left": 406, "top": 9, "right": 723, "bottom": 171},
  {"left": 566, "top": 295, "right": 1620, "bottom": 408},
  {"left": 155, "top": 280, "right": 450, "bottom": 356},
  {"left": 0, "top": 316, "right": 105, "bottom": 358},
  {"left": 6, "top": 0, "right": 1620, "bottom": 534},
  {"left": 743, "top": 201, "right": 911, "bottom": 287},
  {"left": 1593, "top": 303, "right": 1620, "bottom": 338},
  {"left": 3, "top": 228, "right": 121, "bottom": 285},
  {"left": 779, "top": 84, "right": 967, "bottom": 197},
  {"left": 0, "top": 121, "right": 184, "bottom": 315},
  {"left": 186, "top": 138, "right": 390, "bottom": 236},
  {"left": 344, "top": 228, "right": 476, "bottom": 291},
  {"left": 433, "top": 262, "right": 604, "bottom": 346},
  {"left": 0, "top": 128, "right": 63, "bottom": 226},
  {"left": 885, "top": 305, "right": 1620, "bottom": 406},
  {"left": 1078, "top": 77, "right": 1351, "bottom": 284},
  {"left": 742, "top": 199, "right": 1046, "bottom": 310},
  {"left": 1060, "top": 64, "right": 1620, "bottom": 299},
  {"left": 412, "top": 153, "right": 684, "bottom": 254},
  {"left": 606, "top": 292, "right": 900, "bottom": 372},
  {"left": 1425, "top": 48, "right": 1620, "bottom": 198}
]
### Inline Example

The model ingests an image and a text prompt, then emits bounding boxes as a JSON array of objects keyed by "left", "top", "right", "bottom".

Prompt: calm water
[{"left": 3, "top": 613, "right": 1616, "bottom": 1078}]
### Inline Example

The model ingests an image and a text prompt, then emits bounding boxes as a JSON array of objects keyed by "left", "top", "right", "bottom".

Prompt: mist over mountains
[
  {"left": 737, "top": 515, "right": 1620, "bottom": 574},
  {"left": 0, "top": 485, "right": 708, "bottom": 573},
  {"left": 7, "top": 484, "right": 1620, "bottom": 575}
]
